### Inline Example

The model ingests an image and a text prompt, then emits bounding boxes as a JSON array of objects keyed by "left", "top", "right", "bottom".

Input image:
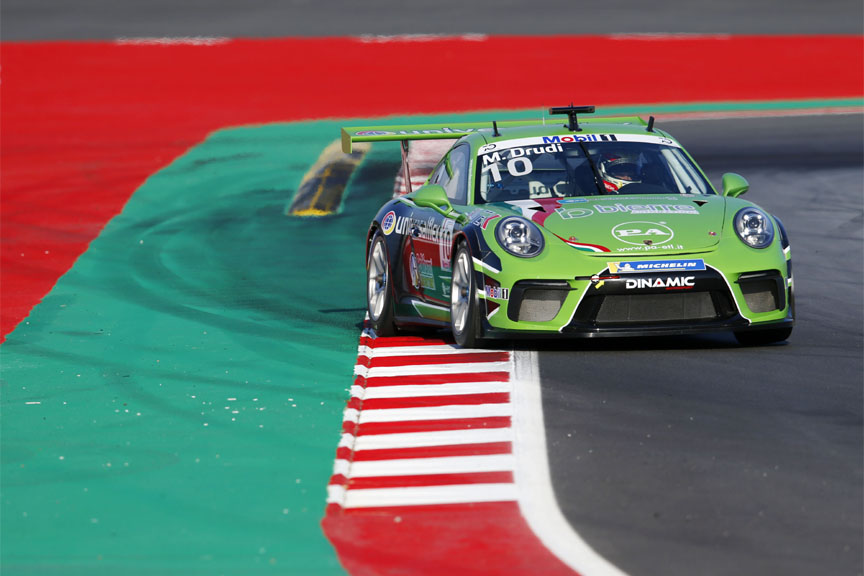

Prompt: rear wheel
[
  {"left": 734, "top": 327, "right": 792, "bottom": 346},
  {"left": 367, "top": 232, "right": 396, "bottom": 336},
  {"left": 450, "top": 244, "right": 481, "bottom": 348}
]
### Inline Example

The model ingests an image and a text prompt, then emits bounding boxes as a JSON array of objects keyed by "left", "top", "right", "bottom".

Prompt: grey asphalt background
[
  {"left": 533, "top": 114, "right": 864, "bottom": 576},
  {"left": 2, "top": 0, "right": 862, "bottom": 40},
  {"left": 3, "top": 3, "right": 862, "bottom": 575}
]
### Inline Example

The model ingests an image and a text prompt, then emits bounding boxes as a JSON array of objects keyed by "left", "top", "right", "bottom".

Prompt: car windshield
[{"left": 474, "top": 136, "right": 714, "bottom": 203}]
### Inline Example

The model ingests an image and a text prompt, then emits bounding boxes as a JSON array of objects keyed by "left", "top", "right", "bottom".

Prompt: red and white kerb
[
  {"left": 322, "top": 327, "right": 628, "bottom": 576},
  {"left": 327, "top": 330, "right": 515, "bottom": 509}
]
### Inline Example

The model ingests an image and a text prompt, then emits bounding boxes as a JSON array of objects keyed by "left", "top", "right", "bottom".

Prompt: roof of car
[{"left": 466, "top": 120, "right": 676, "bottom": 146}]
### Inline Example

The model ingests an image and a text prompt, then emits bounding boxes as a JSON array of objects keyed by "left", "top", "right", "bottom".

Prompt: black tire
[
  {"left": 367, "top": 232, "right": 396, "bottom": 337},
  {"left": 734, "top": 327, "right": 792, "bottom": 346},
  {"left": 450, "top": 243, "right": 481, "bottom": 348}
]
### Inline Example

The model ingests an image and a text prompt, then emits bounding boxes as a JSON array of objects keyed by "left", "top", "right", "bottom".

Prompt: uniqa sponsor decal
[
  {"left": 381, "top": 211, "right": 397, "bottom": 235},
  {"left": 355, "top": 128, "right": 476, "bottom": 136},
  {"left": 625, "top": 276, "right": 696, "bottom": 289},
  {"left": 392, "top": 215, "right": 455, "bottom": 271},
  {"left": 611, "top": 221, "right": 674, "bottom": 245}
]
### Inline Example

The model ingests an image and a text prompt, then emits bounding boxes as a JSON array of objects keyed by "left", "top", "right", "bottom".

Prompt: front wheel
[
  {"left": 450, "top": 244, "right": 481, "bottom": 347},
  {"left": 734, "top": 327, "right": 792, "bottom": 346},
  {"left": 367, "top": 232, "right": 396, "bottom": 336}
]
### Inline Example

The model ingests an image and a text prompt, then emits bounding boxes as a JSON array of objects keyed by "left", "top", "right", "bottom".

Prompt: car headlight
[
  {"left": 734, "top": 207, "right": 775, "bottom": 249},
  {"left": 495, "top": 216, "right": 545, "bottom": 257}
]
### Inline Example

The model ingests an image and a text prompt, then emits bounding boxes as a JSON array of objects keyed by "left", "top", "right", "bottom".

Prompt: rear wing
[
  {"left": 340, "top": 115, "right": 648, "bottom": 195},
  {"left": 340, "top": 116, "right": 649, "bottom": 153},
  {"left": 342, "top": 121, "right": 538, "bottom": 196},
  {"left": 341, "top": 121, "right": 535, "bottom": 153}
]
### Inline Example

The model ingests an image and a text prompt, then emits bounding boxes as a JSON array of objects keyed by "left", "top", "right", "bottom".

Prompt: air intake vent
[
  {"left": 738, "top": 271, "right": 784, "bottom": 313},
  {"left": 508, "top": 281, "right": 571, "bottom": 323},
  {"left": 519, "top": 290, "right": 568, "bottom": 322}
]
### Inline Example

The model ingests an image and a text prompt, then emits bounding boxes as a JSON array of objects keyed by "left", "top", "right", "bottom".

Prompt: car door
[{"left": 409, "top": 144, "right": 469, "bottom": 306}]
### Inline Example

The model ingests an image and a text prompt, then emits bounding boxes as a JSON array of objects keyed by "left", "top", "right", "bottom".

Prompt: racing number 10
[{"left": 482, "top": 157, "right": 533, "bottom": 182}]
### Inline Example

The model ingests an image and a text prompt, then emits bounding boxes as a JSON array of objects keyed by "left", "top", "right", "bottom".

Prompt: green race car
[{"left": 345, "top": 106, "right": 794, "bottom": 347}]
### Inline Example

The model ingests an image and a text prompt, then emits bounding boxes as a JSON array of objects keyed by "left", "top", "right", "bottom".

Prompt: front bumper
[{"left": 476, "top": 244, "right": 794, "bottom": 339}]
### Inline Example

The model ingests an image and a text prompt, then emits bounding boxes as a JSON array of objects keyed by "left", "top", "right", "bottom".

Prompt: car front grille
[{"left": 595, "top": 292, "right": 717, "bottom": 323}]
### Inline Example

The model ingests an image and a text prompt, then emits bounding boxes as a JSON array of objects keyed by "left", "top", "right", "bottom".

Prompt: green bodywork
[
  {"left": 471, "top": 195, "right": 791, "bottom": 332},
  {"left": 347, "top": 115, "right": 793, "bottom": 335}
]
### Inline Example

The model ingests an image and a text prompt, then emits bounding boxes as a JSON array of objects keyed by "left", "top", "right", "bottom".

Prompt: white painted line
[
  {"left": 656, "top": 107, "right": 864, "bottom": 122},
  {"left": 609, "top": 33, "right": 731, "bottom": 40},
  {"left": 349, "top": 454, "right": 515, "bottom": 477},
  {"left": 359, "top": 403, "right": 513, "bottom": 424},
  {"left": 359, "top": 344, "right": 503, "bottom": 357},
  {"left": 115, "top": 36, "right": 230, "bottom": 45},
  {"left": 355, "top": 427, "right": 513, "bottom": 451},
  {"left": 356, "top": 381, "right": 511, "bottom": 399},
  {"left": 355, "top": 361, "right": 512, "bottom": 378},
  {"left": 512, "top": 349, "right": 628, "bottom": 576},
  {"left": 343, "top": 483, "right": 518, "bottom": 508},
  {"left": 356, "top": 33, "right": 488, "bottom": 43}
]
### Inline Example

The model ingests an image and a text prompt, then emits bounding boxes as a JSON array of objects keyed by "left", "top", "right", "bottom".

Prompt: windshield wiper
[{"left": 578, "top": 142, "right": 606, "bottom": 195}]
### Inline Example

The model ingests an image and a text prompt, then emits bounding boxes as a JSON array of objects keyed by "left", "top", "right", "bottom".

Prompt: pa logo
[{"left": 612, "top": 221, "right": 674, "bottom": 245}]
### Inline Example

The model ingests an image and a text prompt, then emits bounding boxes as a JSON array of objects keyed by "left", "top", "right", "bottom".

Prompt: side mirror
[
  {"left": 722, "top": 173, "right": 749, "bottom": 198},
  {"left": 412, "top": 184, "right": 453, "bottom": 215}
]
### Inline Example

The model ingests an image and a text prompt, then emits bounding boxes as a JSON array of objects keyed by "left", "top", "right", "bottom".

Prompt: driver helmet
[{"left": 599, "top": 155, "right": 641, "bottom": 193}]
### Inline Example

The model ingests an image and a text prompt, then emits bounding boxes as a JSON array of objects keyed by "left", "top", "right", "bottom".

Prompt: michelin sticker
[{"left": 608, "top": 259, "right": 705, "bottom": 273}]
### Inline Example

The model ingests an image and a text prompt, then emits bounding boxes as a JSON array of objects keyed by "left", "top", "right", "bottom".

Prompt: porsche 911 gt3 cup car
[{"left": 345, "top": 106, "right": 794, "bottom": 347}]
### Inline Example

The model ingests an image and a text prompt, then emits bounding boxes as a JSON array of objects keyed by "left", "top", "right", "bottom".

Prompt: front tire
[
  {"left": 450, "top": 244, "right": 481, "bottom": 348},
  {"left": 734, "top": 327, "right": 792, "bottom": 346},
  {"left": 367, "top": 232, "right": 396, "bottom": 336}
]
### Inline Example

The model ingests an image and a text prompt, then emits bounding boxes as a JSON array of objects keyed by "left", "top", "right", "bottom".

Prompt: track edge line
[{"left": 511, "top": 348, "right": 629, "bottom": 576}]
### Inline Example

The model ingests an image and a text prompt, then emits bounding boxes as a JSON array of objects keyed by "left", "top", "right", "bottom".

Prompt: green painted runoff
[{"left": 1, "top": 120, "right": 397, "bottom": 575}]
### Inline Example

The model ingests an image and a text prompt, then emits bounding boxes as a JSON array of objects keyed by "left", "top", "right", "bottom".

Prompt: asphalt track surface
[
  {"left": 535, "top": 114, "right": 864, "bottom": 576},
  {"left": 2, "top": 0, "right": 862, "bottom": 39}
]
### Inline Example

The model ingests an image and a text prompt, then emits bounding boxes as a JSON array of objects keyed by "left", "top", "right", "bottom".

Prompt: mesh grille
[
  {"left": 596, "top": 293, "right": 717, "bottom": 324},
  {"left": 518, "top": 289, "right": 568, "bottom": 322},
  {"left": 740, "top": 280, "right": 780, "bottom": 313}
]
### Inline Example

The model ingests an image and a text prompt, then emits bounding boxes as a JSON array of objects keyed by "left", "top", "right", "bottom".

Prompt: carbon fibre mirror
[{"left": 722, "top": 173, "right": 749, "bottom": 198}]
